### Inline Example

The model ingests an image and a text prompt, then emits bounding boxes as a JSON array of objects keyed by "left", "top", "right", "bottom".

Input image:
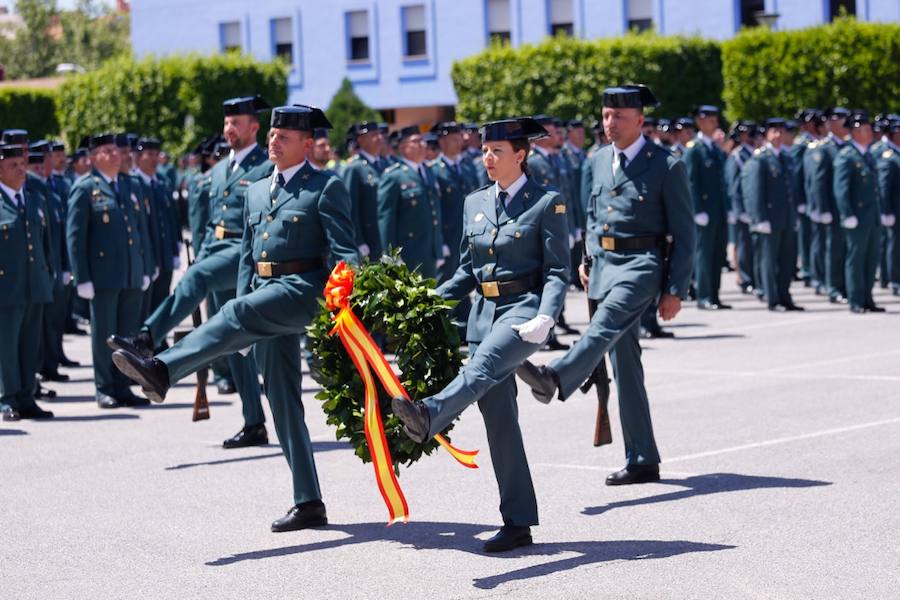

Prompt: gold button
[
  {"left": 127, "top": 226, "right": 132, "bottom": 232},
  {"left": 607, "top": 206, "right": 613, "bottom": 212},
  {"left": 99, "top": 251, "right": 104, "bottom": 257},
  {"left": 261, "top": 250, "right": 268, "bottom": 258},
  {"left": 486, "top": 264, "right": 493, "bottom": 272},
  {"left": 266, "top": 215, "right": 273, "bottom": 222},
  {"left": 491, "top": 228, "right": 497, "bottom": 235},
  {"left": 0, "top": 270, "right": 4, "bottom": 276},
  {"left": 638, "top": 195, "right": 645, "bottom": 202},
  {"left": 410, "top": 200, "right": 417, "bottom": 207},
  {"left": 29, "top": 257, "right": 34, "bottom": 262},
  {"left": 263, "top": 232, "right": 269, "bottom": 240},
  {"left": 408, "top": 232, "right": 414, "bottom": 238},
  {"left": 28, "top": 243, "right": 33, "bottom": 250},
  {"left": 603, "top": 224, "right": 610, "bottom": 232},
  {"left": 219, "top": 220, "right": 225, "bottom": 226},
  {"left": 515, "top": 231, "right": 521, "bottom": 238},
  {"left": 610, "top": 190, "right": 618, "bottom": 197},
  {"left": 292, "top": 216, "right": 299, "bottom": 223},
  {"left": 128, "top": 239, "right": 133, "bottom": 245},
  {"left": 223, "top": 191, "right": 230, "bottom": 197},
  {"left": 488, "top": 248, "right": 494, "bottom": 255},
  {"left": 26, "top": 232, "right": 31, "bottom": 238},
  {"left": 222, "top": 205, "right": 227, "bottom": 211},
  {"left": 433, "top": 220, "right": 438, "bottom": 225}
]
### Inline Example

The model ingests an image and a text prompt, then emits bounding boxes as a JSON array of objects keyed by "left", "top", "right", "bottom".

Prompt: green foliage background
[
  {"left": 451, "top": 33, "right": 724, "bottom": 122},
  {"left": 55, "top": 54, "right": 288, "bottom": 156},
  {"left": 325, "top": 78, "right": 383, "bottom": 151},
  {"left": 0, "top": 88, "right": 59, "bottom": 140},
  {"left": 722, "top": 18, "right": 900, "bottom": 122}
]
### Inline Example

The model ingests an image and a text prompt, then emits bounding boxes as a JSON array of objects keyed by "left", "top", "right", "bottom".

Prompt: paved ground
[{"left": 4, "top": 275, "right": 900, "bottom": 599}]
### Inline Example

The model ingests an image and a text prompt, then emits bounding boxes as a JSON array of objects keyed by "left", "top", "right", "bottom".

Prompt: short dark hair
[{"left": 510, "top": 138, "right": 530, "bottom": 174}]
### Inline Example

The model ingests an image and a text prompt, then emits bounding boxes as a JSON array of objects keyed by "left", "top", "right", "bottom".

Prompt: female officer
[{"left": 391, "top": 117, "right": 570, "bottom": 552}]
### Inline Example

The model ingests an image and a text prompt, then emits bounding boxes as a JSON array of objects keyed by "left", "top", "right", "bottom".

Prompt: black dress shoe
[
  {"left": 223, "top": 424, "right": 268, "bottom": 449},
  {"left": 606, "top": 464, "right": 660, "bottom": 486},
  {"left": 483, "top": 525, "right": 533, "bottom": 553},
  {"left": 271, "top": 501, "right": 328, "bottom": 532},
  {"left": 768, "top": 305, "right": 786, "bottom": 312},
  {"left": 516, "top": 360, "right": 558, "bottom": 404},
  {"left": 117, "top": 389, "right": 151, "bottom": 407},
  {"left": 864, "top": 304, "right": 886, "bottom": 313},
  {"left": 216, "top": 378, "right": 237, "bottom": 395},
  {"left": 829, "top": 294, "right": 848, "bottom": 305},
  {"left": 2, "top": 407, "right": 20, "bottom": 421},
  {"left": 697, "top": 300, "right": 724, "bottom": 310},
  {"left": 59, "top": 356, "right": 81, "bottom": 368},
  {"left": 34, "top": 384, "right": 56, "bottom": 399},
  {"left": 111, "top": 350, "right": 170, "bottom": 404},
  {"left": 65, "top": 324, "right": 88, "bottom": 336},
  {"left": 107, "top": 331, "right": 155, "bottom": 359},
  {"left": 40, "top": 370, "right": 70, "bottom": 382},
  {"left": 18, "top": 405, "right": 54, "bottom": 419},
  {"left": 96, "top": 393, "right": 120, "bottom": 409},
  {"left": 849, "top": 304, "right": 866, "bottom": 314},
  {"left": 713, "top": 301, "right": 733, "bottom": 310},
  {"left": 391, "top": 397, "right": 430, "bottom": 443},
  {"left": 543, "top": 337, "right": 569, "bottom": 351},
  {"left": 783, "top": 303, "right": 805, "bottom": 311},
  {"left": 739, "top": 284, "right": 754, "bottom": 295}
]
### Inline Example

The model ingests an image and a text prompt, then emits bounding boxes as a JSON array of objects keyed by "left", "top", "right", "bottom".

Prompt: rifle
[
  {"left": 173, "top": 240, "right": 209, "bottom": 421},
  {"left": 578, "top": 250, "right": 612, "bottom": 446}
]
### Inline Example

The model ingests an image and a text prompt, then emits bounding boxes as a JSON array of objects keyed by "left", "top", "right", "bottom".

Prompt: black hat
[
  {"left": 566, "top": 119, "right": 584, "bottom": 129},
  {"left": 213, "top": 141, "right": 230, "bottom": 160},
  {"left": 785, "top": 119, "right": 798, "bottom": 132},
  {"left": 765, "top": 117, "right": 786, "bottom": 129},
  {"left": 479, "top": 117, "right": 548, "bottom": 142},
  {"left": 71, "top": 148, "right": 88, "bottom": 160},
  {"left": 602, "top": 84, "right": 659, "bottom": 109},
  {"left": 532, "top": 114, "right": 556, "bottom": 127},
  {"left": 115, "top": 133, "right": 138, "bottom": 149},
  {"left": 312, "top": 128, "right": 330, "bottom": 140},
  {"left": 50, "top": 141, "right": 65, "bottom": 152},
  {"left": 674, "top": 117, "right": 694, "bottom": 131},
  {"left": 844, "top": 110, "right": 869, "bottom": 129},
  {"left": 887, "top": 118, "right": 900, "bottom": 133},
  {"left": 824, "top": 107, "right": 851, "bottom": 120},
  {"left": 270, "top": 105, "right": 332, "bottom": 131},
  {"left": 643, "top": 116, "right": 657, "bottom": 127},
  {"left": 136, "top": 136, "right": 162, "bottom": 151},
  {"left": 86, "top": 133, "right": 116, "bottom": 150},
  {"left": 422, "top": 132, "right": 439, "bottom": 147},
  {"left": 377, "top": 122, "right": 389, "bottom": 134},
  {"left": 656, "top": 118, "right": 671, "bottom": 132},
  {"left": 28, "top": 152, "right": 45, "bottom": 165},
  {"left": 1, "top": 129, "right": 28, "bottom": 145},
  {"left": 29, "top": 140, "right": 50, "bottom": 154},
  {"left": 795, "top": 108, "right": 822, "bottom": 123},
  {"left": 462, "top": 123, "right": 479, "bottom": 133},
  {"left": 349, "top": 121, "right": 380, "bottom": 138},
  {"left": 590, "top": 119, "right": 602, "bottom": 131},
  {"left": 392, "top": 125, "right": 422, "bottom": 143},
  {"left": 222, "top": 95, "right": 271, "bottom": 116},
  {"left": 0, "top": 144, "right": 24, "bottom": 160},
  {"left": 430, "top": 121, "right": 461, "bottom": 136},
  {"left": 693, "top": 105, "right": 719, "bottom": 118}
]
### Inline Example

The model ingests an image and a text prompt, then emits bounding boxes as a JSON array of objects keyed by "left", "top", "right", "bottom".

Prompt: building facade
[{"left": 131, "top": 0, "right": 900, "bottom": 125}]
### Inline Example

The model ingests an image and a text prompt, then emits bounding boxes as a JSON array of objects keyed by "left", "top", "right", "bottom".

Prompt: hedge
[
  {"left": 0, "top": 88, "right": 59, "bottom": 141},
  {"left": 451, "top": 33, "right": 723, "bottom": 123},
  {"left": 722, "top": 18, "right": 900, "bottom": 122},
  {"left": 56, "top": 53, "right": 288, "bottom": 157}
]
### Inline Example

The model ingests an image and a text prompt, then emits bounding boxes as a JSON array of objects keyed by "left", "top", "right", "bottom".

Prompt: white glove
[
  {"left": 727, "top": 211, "right": 737, "bottom": 225},
  {"left": 511, "top": 314, "right": 555, "bottom": 345},
  {"left": 152, "top": 267, "right": 160, "bottom": 282},
  {"left": 753, "top": 221, "right": 772, "bottom": 234},
  {"left": 820, "top": 212, "right": 834, "bottom": 225},
  {"left": 436, "top": 257, "right": 446, "bottom": 269},
  {"left": 171, "top": 191, "right": 180, "bottom": 200},
  {"left": 809, "top": 210, "right": 821, "bottom": 223},
  {"left": 62, "top": 271, "right": 72, "bottom": 286},
  {"left": 141, "top": 275, "right": 151, "bottom": 291},
  {"left": 881, "top": 214, "right": 896, "bottom": 227},
  {"left": 238, "top": 346, "right": 252, "bottom": 357},
  {"left": 358, "top": 243, "right": 370, "bottom": 257},
  {"left": 77, "top": 281, "right": 95, "bottom": 300},
  {"left": 172, "top": 256, "right": 181, "bottom": 269},
  {"left": 739, "top": 212, "right": 752, "bottom": 224},
  {"left": 797, "top": 204, "right": 807, "bottom": 215},
  {"left": 568, "top": 234, "right": 575, "bottom": 249},
  {"left": 694, "top": 212, "right": 710, "bottom": 227},
  {"left": 441, "top": 244, "right": 451, "bottom": 258},
  {"left": 574, "top": 228, "right": 583, "bottom": 242},
  {"left": 841, "top": 216, "right": 858, "bottom": 230}
]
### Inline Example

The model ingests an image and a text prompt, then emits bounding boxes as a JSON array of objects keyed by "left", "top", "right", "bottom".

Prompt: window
[
  {"left": 403, "top": 5, "right": 427, "bottom": 58},
  {"left": 549, "top": 0, "right": 573, "bottom": 36},
  {"left": 739, "top": 0, "right": 765, "bottom": 27},
  {"left": 347, "top": 10, "right": 370, "bottom": 62},
  {"left": 220, "top": 21, "right": 241, "bottom": 53},
  {"left": 627, "top": 0, "right": 653, "bottom": 32},
  {"left": 487, "top": 0, "right": 511, "bottom": 44},
  {"left": 829, "top": 0, "right": 856, "bottom": 20},
  {"left": 272, "top": 18, "right": 293, "bottom": 63}
]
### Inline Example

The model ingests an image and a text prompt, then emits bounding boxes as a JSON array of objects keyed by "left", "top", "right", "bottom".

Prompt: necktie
[
  {"left": 271, "top": 173, "right": 285, "bottom": 202},
  {"left": 618, "top": 152, "right": 628, "bottom": 173},
  {"left": 418, "top": 166, "right": 428, "bottom": 184},
  {"left": 14, "top": 192, "right": 22, "bottom": 208},
  {"left": 111, "top": 179, "right": 118, "bottom": 195},
  {"left": 228, "top": 159, "right": 236, "bottom": 173},
  {"left": 496, "top": 190, "right": 508, "bottom": 216}
]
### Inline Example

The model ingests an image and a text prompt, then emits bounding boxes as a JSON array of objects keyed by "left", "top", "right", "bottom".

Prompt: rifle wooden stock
[
  {"left": 580, "top": 288, "right": 612, "bottom": 446},
  {"left": 183, "top": 240, "right": 209, "bottom": 421}
]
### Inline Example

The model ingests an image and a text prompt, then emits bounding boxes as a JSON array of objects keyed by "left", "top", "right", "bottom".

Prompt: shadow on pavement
[
  {"left": 206, "top": 521, "right": 733, "bottom": 590},
  {"left": 39, "top": 414, "right": 141, "bottom": 422},
  {"left": 131, "top": 401, "right": 232, "bottom": 410},
  {"left": 0, "top": 428, "right": 28, "bottom": 436},
  {"left": 582, "top": 472, "right": 831, "bottom": 516},
  {"left": 165, "top": 441, "right": 349, "bottom": 471},
  {"left": 671, "top": 334, "right": 747, "bottom": 341},
  {"left": 45, "top": 395, "right": 97, "bottom": 403}
]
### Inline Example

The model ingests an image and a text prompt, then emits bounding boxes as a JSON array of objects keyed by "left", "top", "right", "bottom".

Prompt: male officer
[
  {"left": 806, "top": 107, "right": 850, "bottom": 303},
  {"left": 343, "top": 121, "right": 385, "bottom": 260},
  {"left": 725, "top": 121, "right": 759, "bottom": 294},
  {"left": 685, "top": 105, "right": 730, "bottom": 310},
  {"left": 792, "top": 109, "right": 822, "bottom": 287},
  {"left": 112, "top": 105, "right": 358, "bottom": 532},
  {"left": 876, "top": 119, "right": 900, "bottom": 296},
  {"left": 185, "top": 136, "right": 217, "bottom": 257},
  {"left": 461, "top": 123, "right": 489, "bottom": 186},
  {"left": 517, "top": 84, "right": 695, "bottom": 485},
  {"left": 0, "top": 144, "right": 55, "bottom": 421},
  {"left": 670, "top": 118, "right": 695, "bottom": 158},
  {"left": 377, "top": 125, "right": 446, "bottom": 279},
  {"left": 309, "top": 128, "right": 332, "bottom": 171},
  {"left": 834, "top": 112, "right": 884, "bottom": 313},
  {"left": 108, "top": 96, "right": 271, "bottom": 446},
  {"left": 67, "top": 133, "right": 151, "bottom": 408},
  {"left": 742, "top": 119, "right": 803, "bottom": 312}
]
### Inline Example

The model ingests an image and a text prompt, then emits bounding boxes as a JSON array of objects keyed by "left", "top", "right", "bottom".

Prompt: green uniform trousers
[
  {"left": 845, "top": 225, "right": 879, "bottom": 308},
  {"left": 826, "top": 221, "right": 847, "bottom": 297},
  {"left": 41, "top": 284, "right": 68, "bottom": 373},
  {"left": 0, "top": 303, "right": 44, "bottom": 411},
  {"left": 90, "top": 288, "right": 143, "bottom": 396},
  {"left": 695, "top": 221, "right": 726, "bottom": 304}
]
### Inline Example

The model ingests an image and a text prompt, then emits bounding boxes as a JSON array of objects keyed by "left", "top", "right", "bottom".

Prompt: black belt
[
  {"left": 600, "top": 235, "right": 666, "bottom": 251},
  {"left": 479, "top": 272, "right": 542, "bottom": 298},
  {"left": 256, "top": 257, "right": 323, "bottom": 278}
]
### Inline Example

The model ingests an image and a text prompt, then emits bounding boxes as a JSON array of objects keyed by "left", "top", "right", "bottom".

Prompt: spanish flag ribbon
[{"left": 325, "top": 262, "right": 478, "bottom": 524}]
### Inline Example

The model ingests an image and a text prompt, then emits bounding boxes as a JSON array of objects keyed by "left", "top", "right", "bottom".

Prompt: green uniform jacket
[
  {"left": 342, "top": 153, "right": 383, "bottom": 257},
  {"left": 529, "top": 148, "right": 579, "bottom": 237},
  {"left": 187, "top": 170, "right": 212, "bottom": 255},
  {"left": 724, "top": 145, "right": 753, "bottom": 218},
  {"left": 561, "top": 143, "right": 587, "bottom": 227},
  {"left": 876, "top": 146, "right": 900, "bottom": 219},
  {"left": 376, "top": 161, "right": 445, "bottom": 277},
  {"left": 804, "top": 135, "right": 845, "bottom": 218},
  {"left": 790, "top": 132, "right": 816, "bottom": 212},
  {"left": 463, "top": 147, "right": 489, "bottom": 187},
  {"left": 833, "top": 143, "right": 881, "bottom": 229},
  {"left": 438, "top": 178, "right": 570, "bottom": 342},
  {"left": 742, "top": 147, "right": 795, "bottom": 231},
  {"left": 683, "top": 138, "right": 727, "bottom": 223},
  {"left": 26, "top": 173, "right": 67, "bottom": 282},
  {"left": 0, "top": 186, "right": 54, "bottom": 306},
  {"left": 237, "top": 162, "right": 358, "bottom": 298},
  {"left": 431, "top": 155, "right": 480, "bottom": 263},
  {"left": 133, "top": 173, "right": 179, "bottom": 273}
]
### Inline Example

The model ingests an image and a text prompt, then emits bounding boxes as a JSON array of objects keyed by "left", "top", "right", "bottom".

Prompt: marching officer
[
  {"left": 376, "top": 125, "right": 446, "bottom": 279},
  {"left": 516, "top": 85, "right": 695, "bottom": 487},
  {"left": 108, "top": 96, "right": 271, "bottom": 446},
  {"left": 684, "top": 105, "right": 730, "bottom": 310},
  {"left": 342, "top": 121, "right": 385, "bottom": 260},
  {"left": 725, "top": 121, "right": 759, "bottom": 294},
  {"left": 112, "top": 105, "right": 358, "bottom": 533},
  {"left": 741, "top": 119, "right": 803, "bottom": 312},
  {"left": 0, "top": 144, "right": 55, "bottom": 421},
  {"left": 792, "top": 109, "right": 823, "bottom": 287},
  {"left": 876, "top": 118, "right": 900, "bottom": 296},
  {"left": 834, "top": 111, "right": 884, "bottom": 313},
  {"left": 391, "top": 116, "right": 570, "bottom": 552},
  {"left": 67, "top": 133, "right": 151, "bottom": 408}
]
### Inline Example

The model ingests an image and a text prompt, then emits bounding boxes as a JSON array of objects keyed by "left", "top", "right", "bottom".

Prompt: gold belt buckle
[
  {"left": 601, "top": 237, "right": 615, "bottom": 251},
  {"left": 215, "top": 225, "right": 226, "bottom": 240},
  {"left": 257, "top": 261, "right": 273, "bottom": 277},
  {"left": 481, "top": 281, "right": 500, "bottom": 298}
]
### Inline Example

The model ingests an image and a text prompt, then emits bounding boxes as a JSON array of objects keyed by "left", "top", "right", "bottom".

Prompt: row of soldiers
[{"left": 0, "top": 129, "right": 182, "bottom": 421}]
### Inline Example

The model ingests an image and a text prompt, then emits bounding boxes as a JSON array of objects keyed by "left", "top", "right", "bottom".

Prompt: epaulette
[
  {"left": 384, "top": 163, "right": 402, "bottom": 174},
  {"left": 753, "top": 147, "right": 765, "bottom": 156},
  {"left": 686, "top": 140, "right": 696, "bottom": 149},
  {"left": 807, "top": 141, "right": 818, "bottom": 149},
  {"left": 883, "top": 150, "right": 894, "bottom": 159}
]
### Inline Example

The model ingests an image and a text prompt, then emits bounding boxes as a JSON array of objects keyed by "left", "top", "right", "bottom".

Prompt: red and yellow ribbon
[{"left": 325, "top": 261, "right": 478, "bottom": 524}]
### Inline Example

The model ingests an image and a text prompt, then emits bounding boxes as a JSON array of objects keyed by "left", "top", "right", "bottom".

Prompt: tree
[
  {"left": 58, "top": 0, "right": 130, "bottom": 72},
  {"left": 0, "top": 0, "right": 60, "bottom": 79},
  {"left": 325, "top": 77, "right": 382, "bottom": 152}
]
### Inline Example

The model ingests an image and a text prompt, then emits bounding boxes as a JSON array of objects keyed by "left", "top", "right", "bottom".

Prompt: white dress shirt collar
[
  {"left": 495, "top": 172, "right": 527, "bottom": 201},
  {"left": 358, "top": 150, "right": 379, "bottom": 165},
  {"left": 229, "top": 143, "right": 258, "bottom": 169},
  {"left": 612, "top": 134, "right": 647, "bottom": 173},
  {"left": 766, "top": 142, "right": 781, "bottom": 155},
  {"left": 851, "top": 140, "right": 869, "bottom": 156},
  {"left": 271, "top": 161, "right": 307, "bottom": 190},
  {"left": 697, "top": 132, "right": 715, "bottom": 150},
  {"left": 0, "top": 181, "right": 23, "bottom": 203}
]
